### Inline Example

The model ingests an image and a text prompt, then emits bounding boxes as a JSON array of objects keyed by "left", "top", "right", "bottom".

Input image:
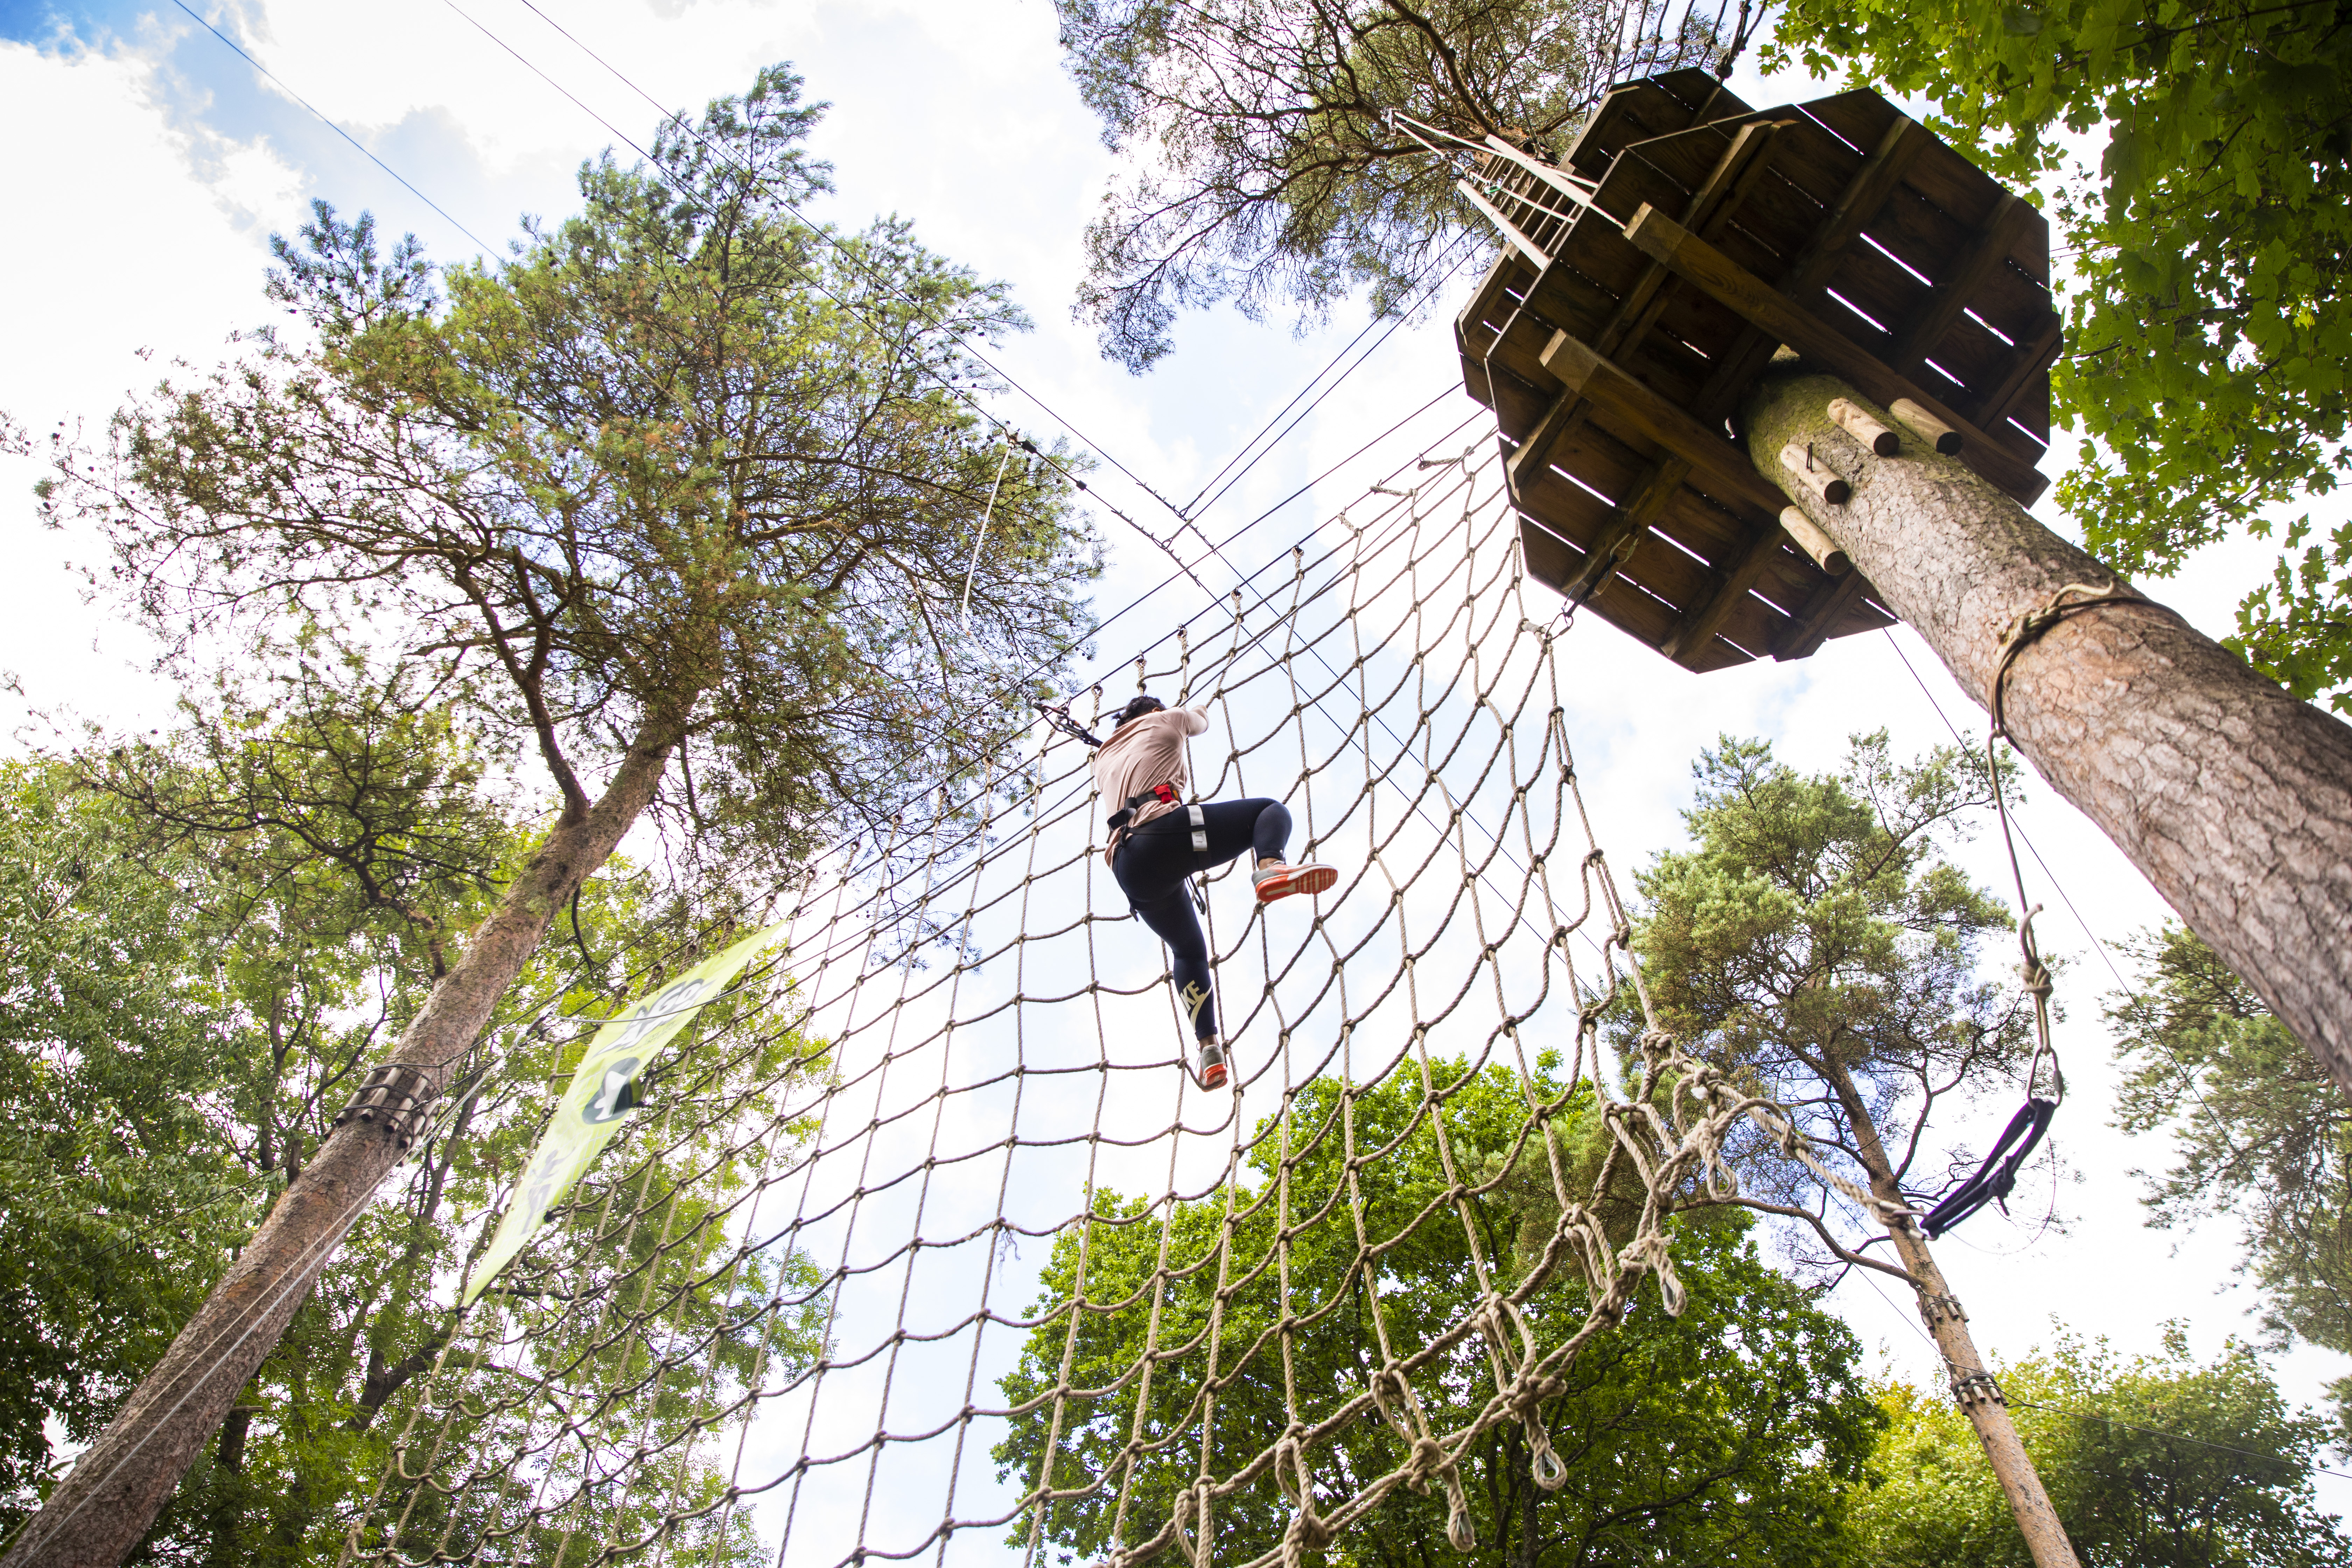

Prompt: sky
[{"left": 2, "top": 0, "right": 2346, "bottom": 1534}]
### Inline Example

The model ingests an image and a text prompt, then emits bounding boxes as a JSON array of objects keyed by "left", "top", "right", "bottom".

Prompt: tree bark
[
  {"left": 1, "top": 726, "right": 680, "bottom": 1568},
  {"left": 1747, "top": 366, "right": 2352, "bottom": 1101},
  {"left": 1818, "top": 1055, "right": 2079, "bottom": 1568}
]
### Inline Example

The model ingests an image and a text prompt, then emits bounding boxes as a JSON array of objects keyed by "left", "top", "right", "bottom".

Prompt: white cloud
[{"left": 0, "top": 36, "right": 304, "bottom": 735}]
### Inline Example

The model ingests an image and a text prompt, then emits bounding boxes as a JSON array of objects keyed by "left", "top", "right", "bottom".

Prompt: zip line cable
[
  {"left": 459, "top": 0, "right": 1206, "bottom": 551},
  {"left": 1185, "top": 246, "right": 1484, "bottom": 523},
  {"left": 166, "top": 0, "right": 499, "bottom": 260},
  {"left": 1178, "top": 231, "right": 1484, "bottom": 519}
]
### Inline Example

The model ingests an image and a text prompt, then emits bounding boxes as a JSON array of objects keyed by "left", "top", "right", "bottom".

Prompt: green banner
[{"left": 462, "top": 925, "right": 786, "bottom": 1305}]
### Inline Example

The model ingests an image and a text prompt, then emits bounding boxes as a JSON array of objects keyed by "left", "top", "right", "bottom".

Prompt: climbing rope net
[{"left": 342, "top": 427, "right": 1890, "bottom": 1568}]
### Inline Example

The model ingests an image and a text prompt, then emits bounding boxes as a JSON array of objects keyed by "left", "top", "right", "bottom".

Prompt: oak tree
[
  {"left": 2111, "top": 924, "right": 2352, "bottom": 1430},
  {"left": 993, "top": 1060, "right": 1880, "bottom": 1566},
  {"left": 1855, "top": 1326, "right": 2350, "bottom": 1567},
  {"left": 0, "top": 665, "right": 827, "bottom": 1562}
]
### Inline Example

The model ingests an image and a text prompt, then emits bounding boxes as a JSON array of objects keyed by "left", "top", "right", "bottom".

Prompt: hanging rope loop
[
  {"left": 1170, "top": 1478, "right": 1218, "bottom": 1568},
  {"left": 1475, "top": 1293, "right": 1570, "bottom": 1491}
]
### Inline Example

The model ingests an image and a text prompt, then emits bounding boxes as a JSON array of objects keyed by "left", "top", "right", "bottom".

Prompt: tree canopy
[
  {"left": 1854, "top": 1326, "right": 2350, "bottom": 1567},
  {"left": 51, "top": 61, "right": 1098, "bottom": 881},
  {"left": 1052, "top": 0, "right": 1741, "bottom": 370},
  {"left": 992, "top": 1058, "right": 1880, "bottom": 1567},
  {"left": 0, "top": 692, "right": 824, "bottom": 1561},
  {"left": 1762, "top": 0, "right": 2352, "bottom": 708},
  {"left": 1628, "top": 733, "right": 2040, "bottom": 1254},
  {"left": 2111, "top": 923, "right": 2352, "bottom": 1430}
]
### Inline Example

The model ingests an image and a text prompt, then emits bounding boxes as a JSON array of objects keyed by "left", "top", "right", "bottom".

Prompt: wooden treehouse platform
[{"left": 1457, "top": 68, "right": 2058, "bottom": 672}]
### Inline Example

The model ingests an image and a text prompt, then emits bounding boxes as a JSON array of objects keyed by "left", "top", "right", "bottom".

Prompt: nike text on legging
[{"left": 1111, "top": 797, "right": 1293, "bottom": 1042}]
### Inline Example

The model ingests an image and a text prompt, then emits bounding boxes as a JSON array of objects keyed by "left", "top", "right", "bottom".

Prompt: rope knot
[
  {"left": 1403, "top": 1435, "right": 1450, "bottom": 1491},
  {"left": 1282, "top": 1509, "right": 1335, "bottom": 1565},
  {"left": 1170, "top": 1479, "right": 1217, "bottom": 1568},
  {"left": 1274, "top": 1435, "right": 1331, "bottom": 1565}
]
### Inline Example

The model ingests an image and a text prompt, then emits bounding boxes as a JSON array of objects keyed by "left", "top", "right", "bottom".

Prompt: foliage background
[{"left": 4, "top": 0, "right": 2352, "bottom": 1540}]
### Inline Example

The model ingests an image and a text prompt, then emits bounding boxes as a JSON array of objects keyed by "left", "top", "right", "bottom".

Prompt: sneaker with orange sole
[
  {"left": 1252, "top": 860, "right": 1338, "bottom": 904},
  {"left": 1196, "top": 1037, "right": 1229, "bottom": 1090}
]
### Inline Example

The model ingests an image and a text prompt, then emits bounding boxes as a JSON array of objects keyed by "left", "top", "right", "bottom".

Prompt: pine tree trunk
[
  {"left": 1746, "top": 366, "right": 2352, "bottom": 1099},
  {"left": 1, "top": 727, "right": 679, "bottom": 1568},
  {"left": 1818, "top": 1056, "right": 2079, "bottom": 1568}
]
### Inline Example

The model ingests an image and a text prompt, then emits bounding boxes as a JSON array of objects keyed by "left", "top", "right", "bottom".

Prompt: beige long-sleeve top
[{"left": 1092, "top": 705, "right": 1209, "bottom": 865}]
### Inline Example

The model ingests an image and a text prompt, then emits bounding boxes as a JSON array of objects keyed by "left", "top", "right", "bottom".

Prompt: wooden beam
[
  {"left": 1972, "top": 307, "right": 2064, "bottom": 430},
  {"left": 1620, "top": 204, "right": 2050, "bottom": 505},
  {"left": 1890, "top": 193, "right": 2037, "bottom": 375},
  {"left": 1455, "top": 252, "right": 1529, "bottom": 359},
  {"left": 1662, "top": 525, "right": 1786, "bottom": 661},
  {"left": 1597, "top": 120, "right": 1788, "bottom": 360},
  {"left": 1510, "top": 121, "right": 1788, "bottom": 490},
  {"left": 1774, "top": 568, "right": 1872, "bottom": 660},
  {"left": 1674, "top": 114, "right": 1937, "bottom": 432},
  {"left": 1505, "top": 390, "right": 1597, "bottom": 498},
  {"left": 1789, "top": 115, "right": 1932, "bottom": 295},
  {"left": 1538, "top": 330, "right": 1791, "bottom": 514},
  {"left": 1562, "top": 456, "right": 1692, "bottom": 602}
]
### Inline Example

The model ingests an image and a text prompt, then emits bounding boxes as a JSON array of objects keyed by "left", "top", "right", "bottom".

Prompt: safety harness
[{"left": 1106, "top": 782, "right": 1208, "bottom": 857}]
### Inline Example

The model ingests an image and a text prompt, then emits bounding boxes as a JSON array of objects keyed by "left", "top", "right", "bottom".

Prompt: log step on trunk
[{"left": 1747, "top": 365, "right": 2352, "bottom": 1118}]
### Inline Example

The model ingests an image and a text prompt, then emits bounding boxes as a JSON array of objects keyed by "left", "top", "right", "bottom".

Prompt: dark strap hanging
[{"left": 1921, "top": 1097, "right": 2058, "bottom": 1238}]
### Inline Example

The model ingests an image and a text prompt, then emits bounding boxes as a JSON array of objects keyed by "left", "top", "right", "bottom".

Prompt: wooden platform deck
[{"left": 1457, "top": 69, "right": 2057, "bottom": 672}]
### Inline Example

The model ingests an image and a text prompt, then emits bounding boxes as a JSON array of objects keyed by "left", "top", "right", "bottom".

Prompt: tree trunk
[
  {"left": 1819, "top": 1055, "right": 2079, "bottom": 1568},
  {"left": 1, "top": 726, "right": 680, "bottom": 1568},
  {"left": 1747, "top": 366, "right": 2352, "bottom": 1100}
]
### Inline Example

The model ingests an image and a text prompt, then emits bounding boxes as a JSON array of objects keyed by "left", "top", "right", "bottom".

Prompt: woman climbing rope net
[{"left": 1086, "top": 693, "right": 1336, "bottom": 1087}]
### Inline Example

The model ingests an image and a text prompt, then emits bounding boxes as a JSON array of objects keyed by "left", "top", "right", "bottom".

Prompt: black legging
[{"left": 1111, "top": 797, "right": 1292, "bottom": 1041}]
